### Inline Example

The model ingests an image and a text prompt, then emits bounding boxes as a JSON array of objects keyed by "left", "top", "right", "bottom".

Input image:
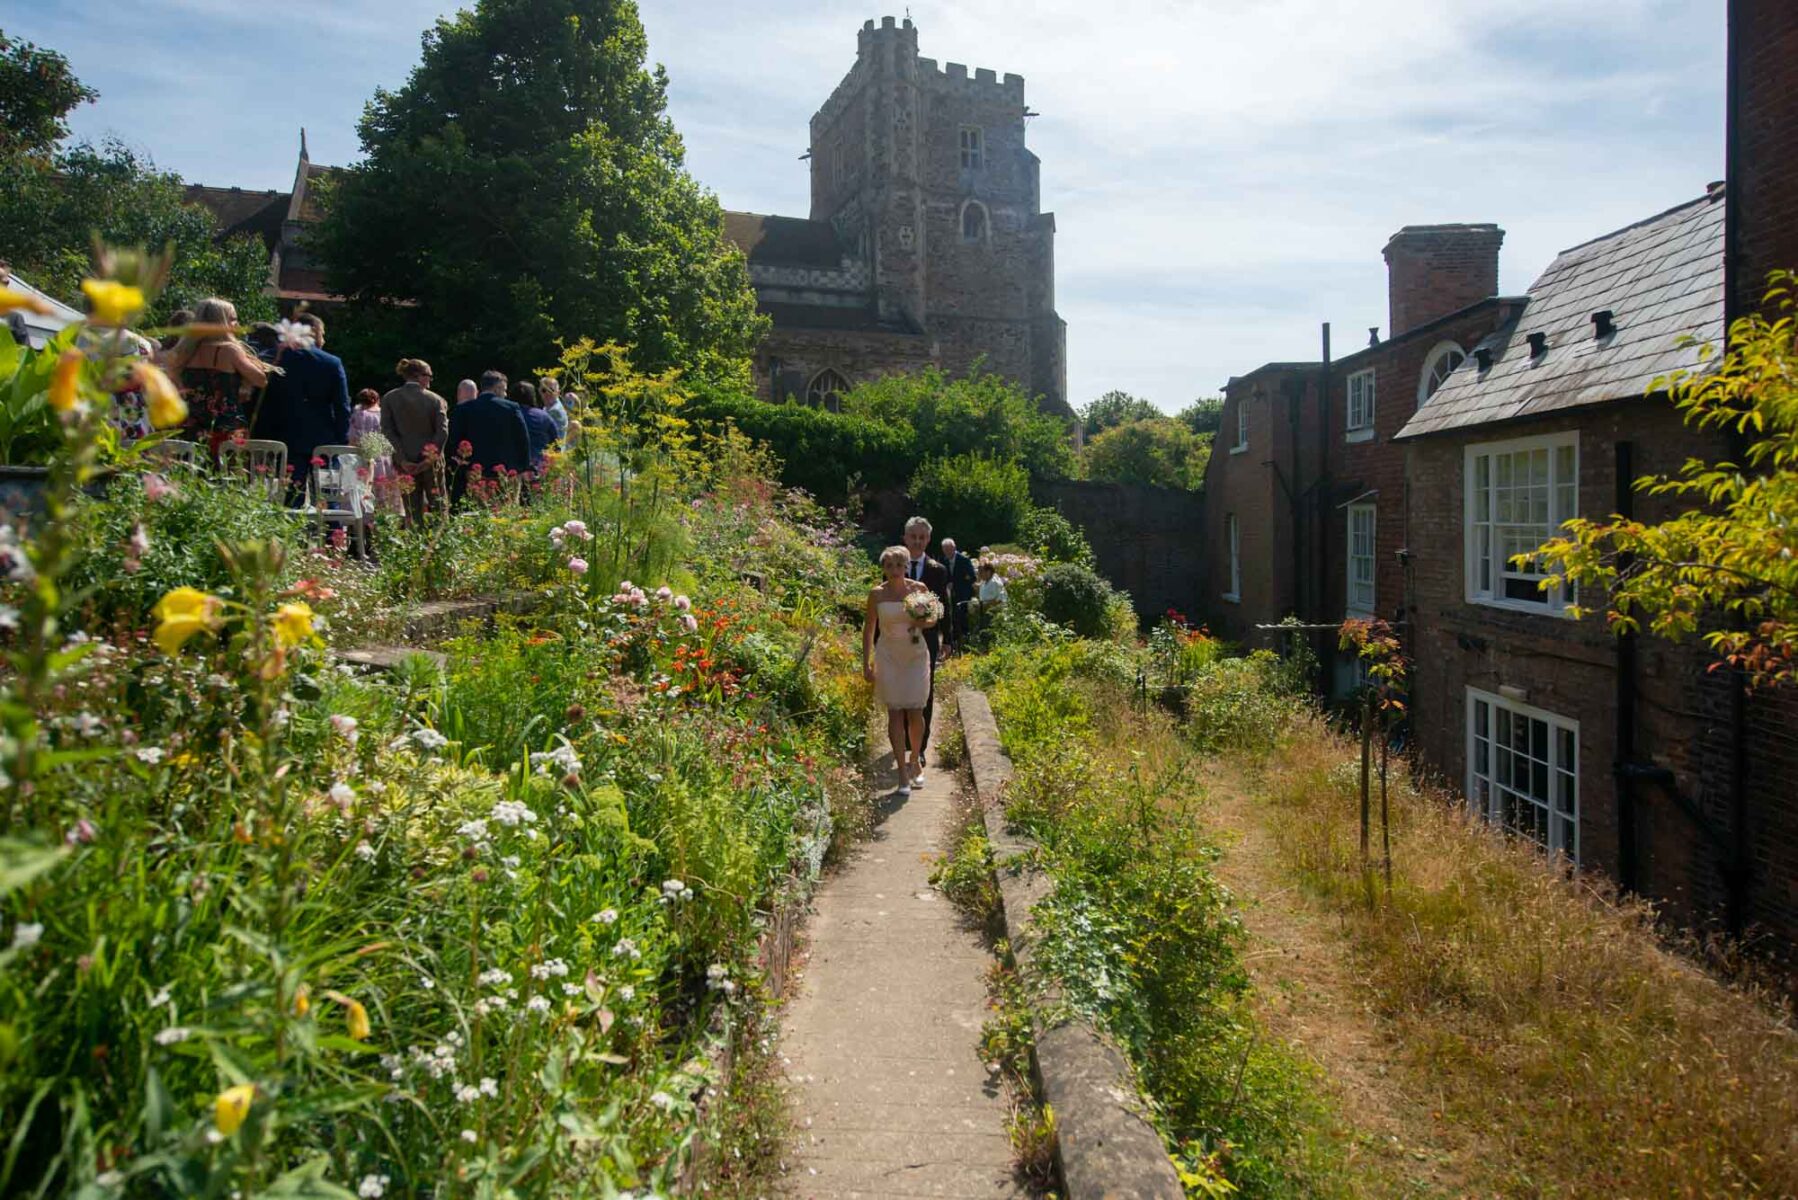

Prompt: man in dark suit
[
  {"left": 446, "top": 369, "right": 532, "bottom": 506},
  {"left": 267, "top": 313, "right": 350, "bottom": 501},
  {"left": 901, "top": 515, "right": 952, "bottom": 766},
  {"left": 941, "top": 537, "right": 977, "bottom": 654}
]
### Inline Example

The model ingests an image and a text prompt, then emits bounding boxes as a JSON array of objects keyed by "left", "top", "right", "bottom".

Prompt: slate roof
[
  {"left": 721, "top": 211, "right": 849, "bottom": 269},
  {"left": 182, "top": 185, "right": 289, "bottom": 252},
  {"left": 1395, "top": 191, "right": 1724, "bottom": 440}
]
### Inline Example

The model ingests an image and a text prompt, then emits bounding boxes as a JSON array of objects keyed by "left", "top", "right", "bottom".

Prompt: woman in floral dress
[{"left": 160, "top": 297, "right": 268, "bottom": 457}]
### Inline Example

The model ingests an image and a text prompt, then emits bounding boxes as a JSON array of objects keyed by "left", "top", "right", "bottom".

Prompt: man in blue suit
[
  {"left": 446, "top": 369, "right": 532, "bottom": 506},
  {"left": 269, "top": 313, "right": 351, "bottom": 498}
]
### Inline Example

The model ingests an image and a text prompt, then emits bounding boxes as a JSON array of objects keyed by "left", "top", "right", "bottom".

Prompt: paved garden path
[{"left": 780, "top": 734, "right": 1028, "bottom": 1199}]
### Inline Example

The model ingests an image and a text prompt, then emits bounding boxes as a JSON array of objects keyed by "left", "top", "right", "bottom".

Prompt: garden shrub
[
  {"left": 1015, "top": 504, "right": 1094, "bottom": 566},
  {"left": 842, "top": 365, "right": 1075, "bottom": 482},
  {"left": 1037, "top": 561, "right": 1115, "bottom": 638},
  {"left": 684, "top": 385, "right": 916, "bottom": 501},
  {"left": 907, "top": 453, "right": 1032, "bottom": 554}
]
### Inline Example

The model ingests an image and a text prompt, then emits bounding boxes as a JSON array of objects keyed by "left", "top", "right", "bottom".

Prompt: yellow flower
[
  {"left": 292, "top": 984, "right": 310, "bottom": 1018},
  {"left": 151, "top": 587, "right": 222, "bottom": 656},
  {"left": 48, "top": 351, "right": 83, "bottom": 414},
  {"left": 133, "top": 362, "right": 187, "bottom": 429},
  {"left": 271, "top": 602, "right": 316, "bottom": 650},
  {"left": 80, "top": 279, "right": 144, "bottom": 326},
  {"left": 214, "top": 1083, "right": 256, "bottom": 1135},
  {"left": 0, "top": 287, "right": 52, "bottom": 317},
  {"left": 345, "top": 998, "right": 371, "bottom": 1041}
]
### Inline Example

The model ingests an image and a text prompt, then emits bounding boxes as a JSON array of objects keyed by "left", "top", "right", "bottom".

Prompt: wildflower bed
[{"left": 0, "top": 275, "right": 873, "bottom": 1198}]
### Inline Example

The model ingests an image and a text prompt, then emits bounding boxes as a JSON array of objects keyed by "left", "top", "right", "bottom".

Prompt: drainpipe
[
  {"left": 1317, "top": 323, "right": 1332, "bottom": 672},
  {"left": 1723, "top": 0, "right": 1749, "bottom": 938},
  {"left": 1612, "top": 441, "right": 1639, "bottom": 893}
]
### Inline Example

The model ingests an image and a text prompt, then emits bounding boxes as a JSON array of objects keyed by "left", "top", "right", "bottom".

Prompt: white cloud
[{"left": 17, "top": 0, "right": 1724, "bottom": 411}]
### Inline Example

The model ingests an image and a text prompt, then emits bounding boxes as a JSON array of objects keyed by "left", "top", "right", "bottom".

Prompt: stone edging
[{"left": 956, "top": 687, "right": 1185, "bottom": 1200}]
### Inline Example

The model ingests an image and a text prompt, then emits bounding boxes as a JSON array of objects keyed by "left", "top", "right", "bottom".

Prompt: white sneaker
[
  {"left": 913, "top": 770, "right": 928, "bottom": 787},
  {"left": 896, "top": 782, "right": 912, "bottom": 797}
]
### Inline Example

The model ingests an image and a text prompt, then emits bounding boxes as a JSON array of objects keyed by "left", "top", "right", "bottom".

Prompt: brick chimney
[{"left": 1382, "top": 224, "right": 1504, "bottom": 337}]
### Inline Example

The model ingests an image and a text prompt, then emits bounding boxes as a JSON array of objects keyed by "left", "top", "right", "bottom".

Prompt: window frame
[
  {"left": 1231, "top": 400, "right": 1248, "bottom": 454},
  {"left": 959, "top": 199, "right": 989, "bottom": 244},
  {"left": 805, "top": 368, "right": 851, "bottom": 413},
  {"left": 1346, "top": 501, "right": 1376, "bottom": 616},
  {"left": 1464, "top": 430, "right": 1578, "bottom": 616},
  {"left": 1465, "top": 687, "right": 1579, "bottom": 861},
  {"left": 1223, "top": 512, "right": 1241, "bottom": 602},
  {"left": 1418, "top": 340, "right": 1468, "bottom": 405},
  {"left": 1346, "top": 368, "right": 1376, "bottom": 442},
  {"left": 958, "top": 125, "right": 985, "bottom": 171}
]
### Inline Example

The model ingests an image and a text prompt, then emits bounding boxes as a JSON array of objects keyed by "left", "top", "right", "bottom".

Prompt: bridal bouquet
[{"left": 903, "top": 590, "right": 944, "bottom": 643}]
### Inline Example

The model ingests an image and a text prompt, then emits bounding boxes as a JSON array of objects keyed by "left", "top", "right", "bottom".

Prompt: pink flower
[
  {"left": 568, "top": 557, "right": 589, "bottom": 575},
  {"left": 143, "top": 473, "right": 177, "bottom": 503},
  {"left": 674, "top": 594, "right": 690, "bottom": 611},
  {"left": 563, "top": 520, "right": 590, "bottom": 540},
  {"left": 681, "top": 614, "right": 699, "bottom": 633},
  {"left": 655, "top": 586, "right": 672, "bottom": 603},
  {"left": 65, "top": 818, "right": 97, "bottom": 845}
]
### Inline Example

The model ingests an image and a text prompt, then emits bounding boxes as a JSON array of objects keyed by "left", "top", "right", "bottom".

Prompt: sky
[{"left": 11, "top": 0, "right": 1726, "bottom": 411}]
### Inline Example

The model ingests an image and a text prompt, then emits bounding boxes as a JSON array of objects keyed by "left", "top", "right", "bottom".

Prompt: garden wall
[{"left": 1032, "top": 479, "right": 1205, "bottom": 619}]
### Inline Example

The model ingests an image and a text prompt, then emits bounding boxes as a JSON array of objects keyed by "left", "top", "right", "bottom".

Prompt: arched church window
[
  {"left": 807, "top": 368, "right": 851, "bottom": 413},
  {"left": 961, "top": 201, "right": 989, "bottom": 243},
  {"left": 1418, "top": 341, "right": 1467, "bottom": 404}
]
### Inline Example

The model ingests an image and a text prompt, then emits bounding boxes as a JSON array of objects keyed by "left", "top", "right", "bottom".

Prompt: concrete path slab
[{"left": 781, "top": 739, "right": 1028, "bottom": 1199}]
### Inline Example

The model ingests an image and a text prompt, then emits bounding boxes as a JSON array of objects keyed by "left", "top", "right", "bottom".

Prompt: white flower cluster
[
  {"left": 705, "top": 963, "right": 737, "bottom": 996},
  {"left": 398, "top": 1029, "right": 465, "bottom": 1081},
  {"left": 530, "top": 958, "right": 571, "bottom": 980},
  {"left": 357, "top": 1174, "right": 390, "bottom": 1199},
  {"left": 411, "top": 727, "right": 449, "bottom": 752},
  {"left": 490, "top": 799, "right": 536, "bottom": 827},
  {"left": 453, "top": 1077, "right": 499, "bottom": 1104},
  {"left": 659, "top": 878, "right": 694, "bottom": 905},
  {"left": 154, "top": 1026, "right": 190, "bottom": 1045},
  {"left": 591, "top": 907, "right": 619, "bottom": 925},
  {"left": 612, "top": 938, "right": 642, "bottom": 962},
  {"left": 529, "top": 744, "right": 580, "bottom": 776},
  {"left": 474, "top": 967, "right": 518, "bottom": 1017},
  {"left": 457, "top": 818, "right": 490, "bottom": 847}
]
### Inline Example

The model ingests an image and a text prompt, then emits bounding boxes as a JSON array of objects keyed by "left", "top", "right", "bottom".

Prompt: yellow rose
[
  {"left": 271, "top": 602, "right": 316, "bottom": 650},
  {"left": 151, "top": 587, "right": 221, "bottom": 656},
  {"left": 80, "top": 279, "right": 144, "bottom": 326},
  {"left": 0, "top": 287, "right": 52, "bottom": 317},
  {"left": 48, "top": 351, "right": 83, "bottom": 414},
  {"left": 133, "top": 362, "right": 188, "bottom": 429},
  {"left": 214, "top": 1083, "right": 256, "bottom": 1135}
]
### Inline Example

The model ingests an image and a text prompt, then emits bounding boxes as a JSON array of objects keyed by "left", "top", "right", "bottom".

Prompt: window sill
[
  {"left": 1468, "top": 594, "right": 1574, "bottom": 619},
  {"left": 1345, "top": 428, "right": 1375, "bottom": 444},
  {"left": 1221, "top": 593, "right": 1241, "bottom": 604},
  {"left": 1229, "top": 444, "right": 1248, "bottom": 455},
  {"left": 1345, "top": 606, "right": 1375, "bottom": 619}
]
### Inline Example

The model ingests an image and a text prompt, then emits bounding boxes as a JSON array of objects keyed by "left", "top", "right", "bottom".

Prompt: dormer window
[
  {"left": 959, "top": 126, "right": 984, "bottom": 170},
  {"left": 1419, "top": 340, "right": 1467, "bottom": 404}
]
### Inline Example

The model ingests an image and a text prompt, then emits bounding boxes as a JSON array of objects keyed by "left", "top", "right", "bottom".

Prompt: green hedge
[{"left": 685, "top": 389, "right": 916, "bottom": 502}]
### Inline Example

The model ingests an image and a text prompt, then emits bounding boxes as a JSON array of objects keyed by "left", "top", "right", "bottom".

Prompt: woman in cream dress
[{"left": 863, "top": 545, "right": 937, "bottom": 794}]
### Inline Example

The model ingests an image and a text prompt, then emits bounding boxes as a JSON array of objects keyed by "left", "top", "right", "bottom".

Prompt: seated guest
[
  {"left": 381, "top": 359, "right": 448, "bottom": 524},
  {"left": 511, "top": 379, "right": 559, "bottom": 474},
  {"left": 162, "top": 297, "right": 269, "bottom": 456},
  {"left": 446, "top": 369, "right": 531, "bottom": 506},
  {"left": 977, "top": 561, "right": 1007, "bottom": 609},
  {"left": 267, "top": 313, "right": 350, "bottom": 497}
]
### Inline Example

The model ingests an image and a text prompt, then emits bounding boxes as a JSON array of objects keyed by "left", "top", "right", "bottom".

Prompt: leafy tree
[
  {"left": 1079, "top": 389, "right": 1160, "bottom": 438},
  {"left": 843, "top": 364, "right": 1074, "bottom": 480},
  {"left": 0, "top": 31, "right": 95, "bottom": 160},
  {"left": 1535, "top": 273, "right": 1798, "bottom": 687},
  {"left": 1081, "top": 417, "right": 1209, "bottom": 490},
  {"left": 1016, "top": 505, "right": 1094, "bottom": 566},
  {"left": 1176, "top": 397, "right": 1224, "bottom": 437},
  {"left": 315, "top": 0, "right": 764, "bottom": 386},
  {"left": 0, "top": 139, "right": 274, "bottom": 324},
  {"left": 907, "top": 453, "right": 1032, "bottom": 553}
]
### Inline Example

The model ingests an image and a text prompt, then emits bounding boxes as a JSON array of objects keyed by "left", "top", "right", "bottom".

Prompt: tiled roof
[
  {"left": 722, "top": 211, "right": 849, "bottom": 269},
  {"left": 182, "top": 185, "right": 289, "bottom": 251},
  {"left": 1395, "top": 192, "right": 1724, "bottom": 440}
]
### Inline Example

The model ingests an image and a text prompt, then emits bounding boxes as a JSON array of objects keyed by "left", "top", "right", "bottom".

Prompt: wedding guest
[
  {"left": 455, "top": 379, "right": 478, "bottom": 405},
  {"left": 863, "top": 545, "right": 937, "bottom": 795},
  {"left": 159, "top": 307, "right": 193, "bottom": 355},
  {"left": 269, "top": 312, "right": 350, "bottom": 496},
  {"left": 941, "top": 536, "right": 976, "bottom": 653},
  {"left": 162, "top": 297, "right": 268, "bottom": 456},
  {"left": 380, "top": 357, "right": 449, "bottom": 524},
  {"left": 539, "top": 374, "right": 569, "bottom": 439},
  {"left": 349, "top": 388, "right": 383, "bottom": 442},
  {"left": 0, "top": 262, "right": 29, "bottom": 347},
  {"left": 900, "top": 515, "right": 951, "bottom": 769},
  {"left": 510, "top": 379, "right": 559, "bottom": 474},
  {"left": 977, "top": 560, "right": 1008, "bottom": 609},
  {"left": 446, "top": 369, "right": 531, "bottom": 506}
]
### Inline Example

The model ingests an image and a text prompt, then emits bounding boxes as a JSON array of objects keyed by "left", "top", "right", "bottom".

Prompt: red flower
[
  {"left": 310, "top": 455, "right": 327, "bottom": 468},
  {"left": 457, "top": 440, "right": 474, "bottom": 458}
]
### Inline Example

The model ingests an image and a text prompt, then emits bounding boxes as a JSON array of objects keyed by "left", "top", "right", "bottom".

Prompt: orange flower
[{"left": 48, "top": 351, "right": 84, "bottom": 413}]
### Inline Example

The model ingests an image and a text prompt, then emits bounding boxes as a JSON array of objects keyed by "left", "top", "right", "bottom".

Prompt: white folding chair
[
  {"left": 307, "top": 444, "right": 370, "bottom": 559},
  {"left": 218, "top": 438, "right": 290, "bottom": 504},
  {"left": 145, "top": 438, "right": 201, "bottom": 469}
]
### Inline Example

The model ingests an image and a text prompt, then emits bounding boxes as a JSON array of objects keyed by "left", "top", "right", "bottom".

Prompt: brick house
[
  {"left": 1393, "top": 193, "right": 1735, "bottom": 921},
  {"left": 722, "top": 17, "right": 1069, "bottom": 416}
]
